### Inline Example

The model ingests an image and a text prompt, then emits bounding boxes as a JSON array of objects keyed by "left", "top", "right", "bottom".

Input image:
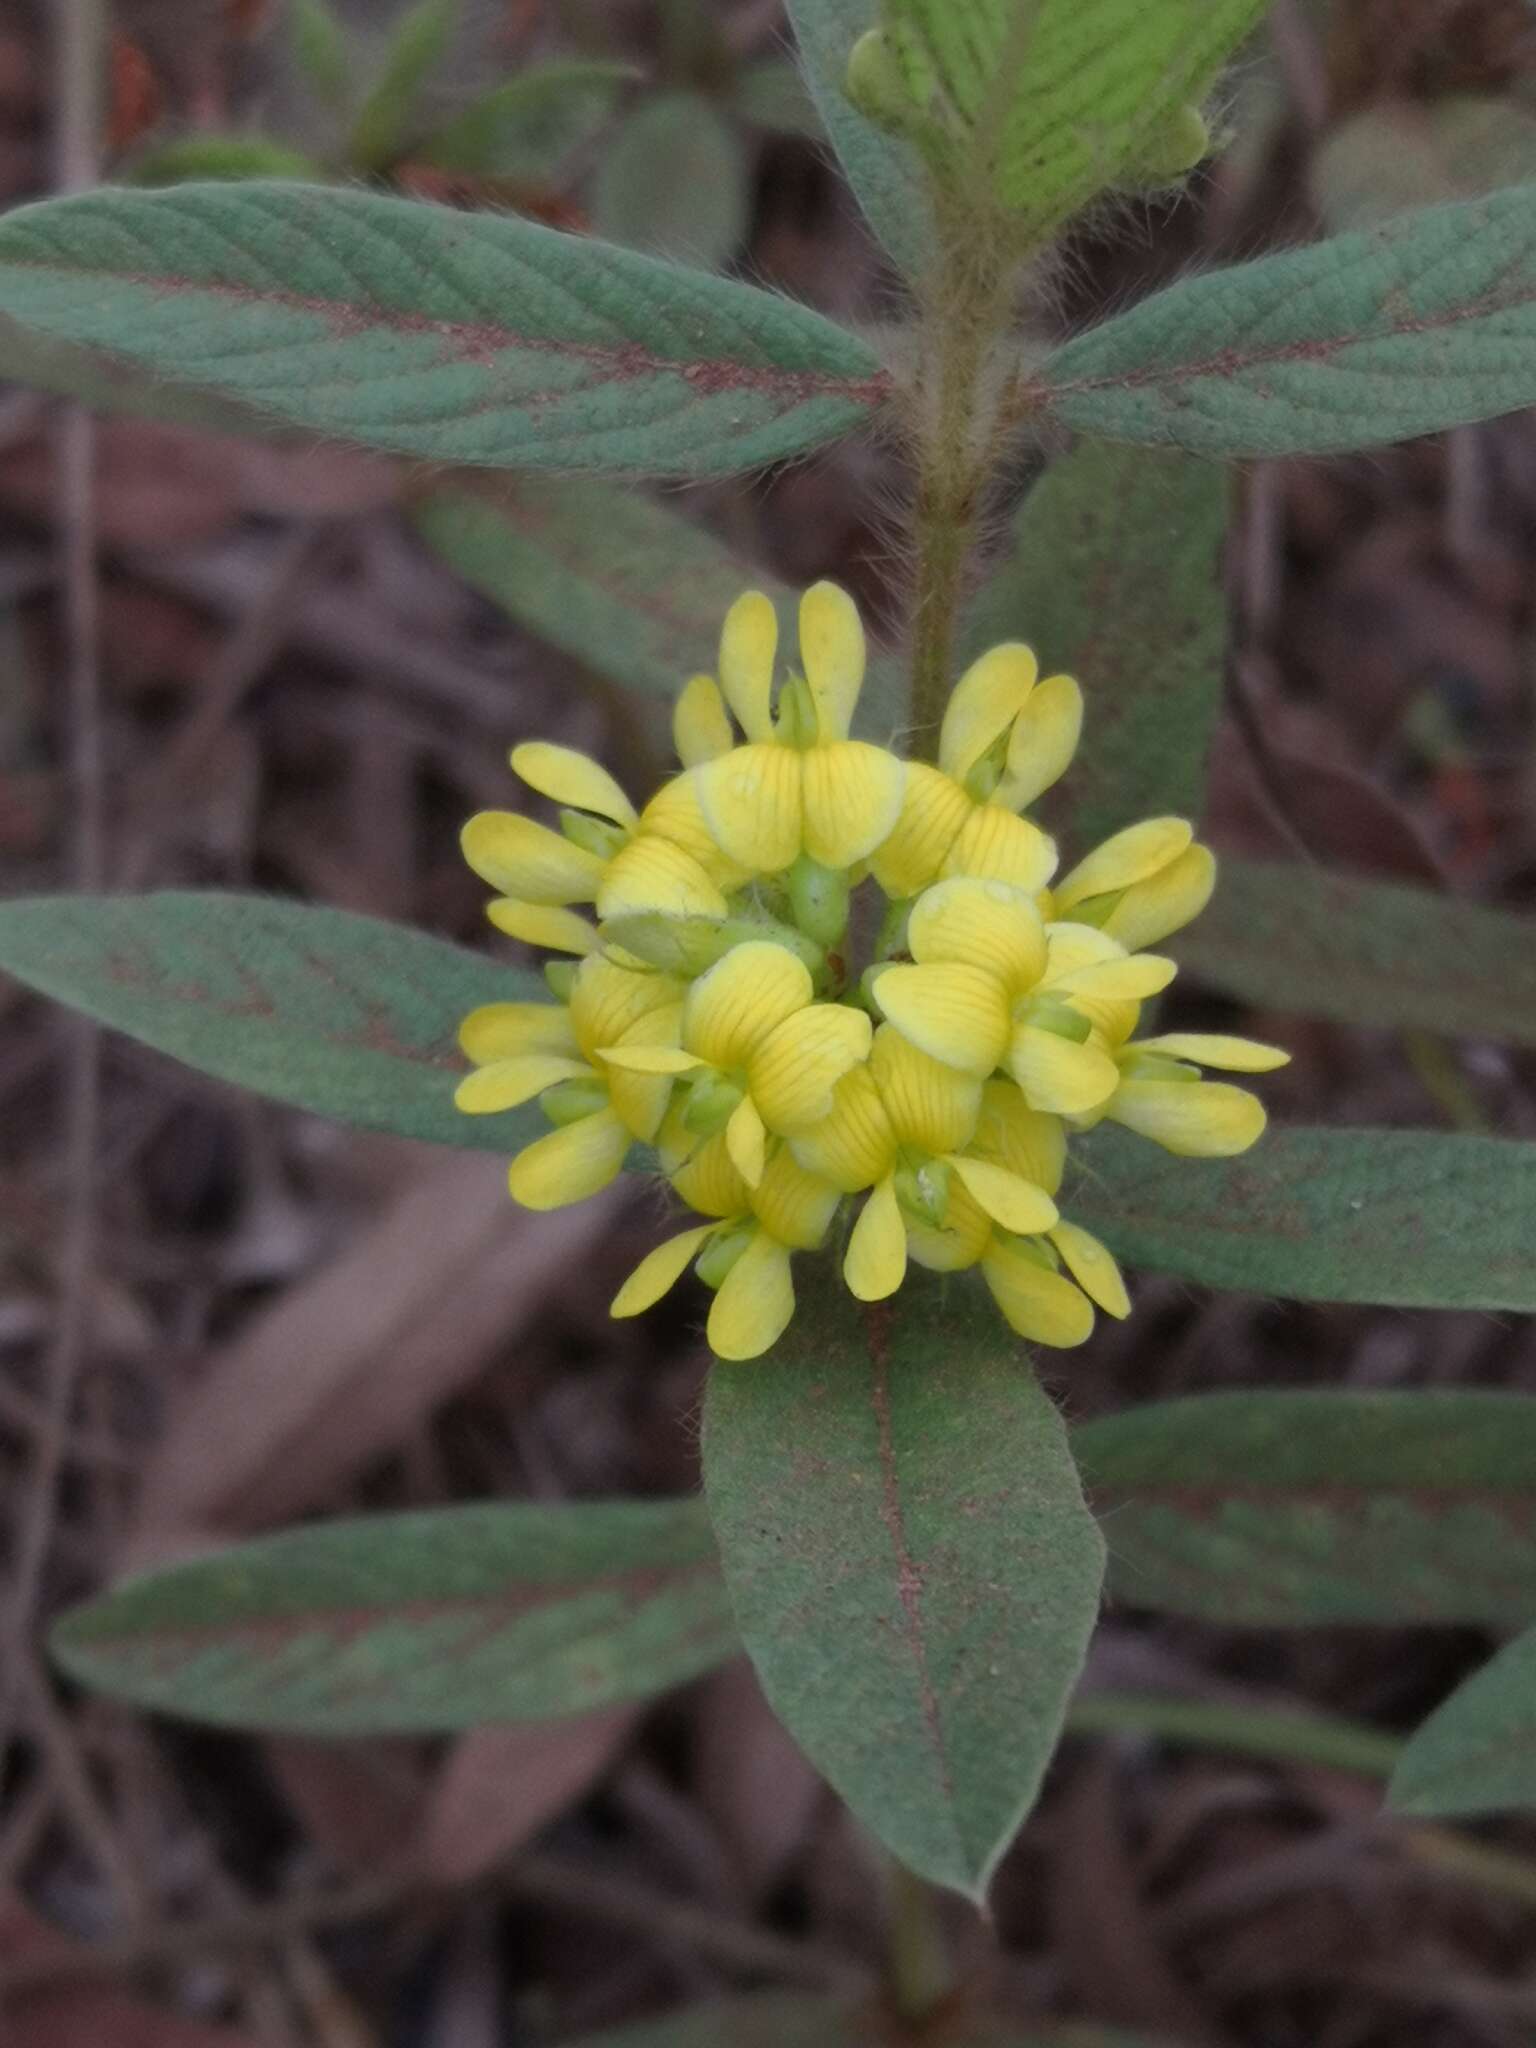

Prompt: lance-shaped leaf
[
  {"left": 962, "top": 440, "right": 1227, "bottom": 846},
  {"left": 592, "top": 92, "right": 748, "bottom": 272},
  {"left": 416, "top": 61, "right": 633, "bottom": 180},
  {"left": 50, "top": 1501, "right": 733, "bottom": 1733},
  {"left": 0, "top": 893, "right": 537, "bottom": 1151},
  {"left": 703, "top": 1268, "right": 1104, "bottom": 1902},
  {"left": 1389, "top": 1626, "right": 1536, "bottom": 1816},
  {"left": 1042, "top": 184, "right": 1536, "bottom": 457},
  {"left": 1175, "top": 858, "right": 1536, "bottom": 1050},
  {"left": 1072, "top": 1125, "right": 1536, "bottom": 1311},
  {"left": 0, "top": 182, "right": 888, "bottom": 475},
  {"left": 1075, "top": 1391, "right": 1536, "bottom": 1627},
  {"left": 785, "top": 0, "right": 936, "bottom": 281}
]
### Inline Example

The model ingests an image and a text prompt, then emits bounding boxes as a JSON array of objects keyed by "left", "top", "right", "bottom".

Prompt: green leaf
[
  {"left": 0, "top": 892, "right": 535, "bottom": 1150},
  {"left": 290, "top": 0, "right": 351, "bottom": 113},
  {"left": 734, "top": 57, "right": 823, "bottom": 139},
  {"left": 1175, "top": 857, "right": 1536, "bottom": 1049},
  {"left": 702, "top": 1268, "right": 1104, "bottom": 1901},
  {"left": 1313, "top": 97, "right": 1536, "bottom": 232},
  {"left": 416, "top": 61, "right": 632, "bottom": 179},
  {"left": 0, "top": 182, "right": 887, "bottom": 476},
  {"left": 50, "top": 1500, "right": 733, "bottom": 1733},
  {"left": 1043, "top": 184, "right": 1536, "bottom": 457},
  {"left": 1072, "top": 1124, "right": 1536, "bottom": 1311},
  {"left": 861, "top": 0, "right": 1260, "bottom": 241},
  {"left": 0, "top": 315, "right": 276, "bottom": 435},
  {"left": 591, "top": 91, "right": 749, "bottom": 271},
  {"left": 1074, "top": 1391, "right": 1536, "bottom": 1626},
  {"left": 348, "top": 0, "right": 459, "bottom": 172},
  {"left": 1389, "top": 1625, "right": 1536, "bottom": 1816},
  {"left": 785, "top": 0, "right": 936, "bottom": 280},
  {"left": 127, "top": 135, "right": 326, "bottom": 186},
  {"left": 962, "top": 440, "right": 1227, "bottom": 847}
]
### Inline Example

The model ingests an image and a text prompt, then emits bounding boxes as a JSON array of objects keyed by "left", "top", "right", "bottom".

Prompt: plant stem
[
  {"left": 885, "top": 1855, "right": 952, "bottom": 2021},
  {"left": 907, "top": 222, "right": 1012, "bottom": 757}
]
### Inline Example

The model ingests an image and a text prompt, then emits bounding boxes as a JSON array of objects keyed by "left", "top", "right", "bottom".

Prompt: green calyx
[
  {"left": 787, "top": 855, "right": 851, "bottom": 951},
  {"left": 541, "top": 1077, "right": 611, "bottom": 1126},
  {"left": 684, "top": 1068, "right": 746, "bottom": 1136},
  {"left": 695, "top": 1221, "right": 753, "bottom": 1289},
  {"left": 600, "top": 912, "right": 825, "bottom": 983}
]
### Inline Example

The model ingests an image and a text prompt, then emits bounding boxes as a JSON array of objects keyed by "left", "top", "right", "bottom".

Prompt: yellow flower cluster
[{"left": 456, "top": 584, "right": 1287, "bottom": 1360}]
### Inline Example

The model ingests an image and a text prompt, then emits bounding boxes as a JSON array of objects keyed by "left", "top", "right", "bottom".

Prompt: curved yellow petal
[
  {"left": 1132, "top": 1032, "right": 1289, "bottom": 1072},
  {"left": 1100, "top": 843, "right": 1216, "bottom": 949},
  {"left": 726, "top": 1091, "right": 768, "bottom": 1189},
  {"left": 869, "top": 1023, "right": 981, "bottom": 1156},
  {"left": 874, "top": 962, "right": 1011, "bottom": 1077},
  {"left": 845, "top": 1174, "right": 906, "bottom": 1301},
  {"left": 659, "top": 1113, "right": 752, "bottom": 1218},
  {"left": 1049, "top": 1221, "right": 1130, "bottom": 1319},
  {"left": 719, "top": 590, "right": 778, "bottom": 743},
  {"left": 611, "top": 1224, "right": 716, "bottom": 1318},
  {"left": 637, "top": 773, "right": 753, "bottom": 888},
  {"left": 708, "top": 1230, "right": 794, "bottom": 1360},
  {"left": 996, "top": 673, "right": 1083, "bottom": 811},
  {"left": 695, "top": 742, "right": 803, "bottom": 873},
  {"left": 971, "top": 1080, "right": 1067, "bottom": 1195},
  {"left": 867, "top": 763, "right": 972, "bottom": 897},
  {"left": 802, "top": 740, "right": 905, "bottom": 868},
  {"left": 597, "top": 1044, "right": 702, "bottom": 1075},
  {"left": 673, "top": 674, "right": 735, "bottom": 767},
  {"left": 508, "top": 1107, "right": 630, "bottom": 1209},
  {"left": 939, "top": 642, "right": 1038, "bottom": 782},
  {"left": 750, "top": 1147, "right": 841, "bottom": 1249},
  {"left": 982, "top": 1240, "right": 1094, "bottom": 1347},
  {"left": 1109, "top": 1079, "right": 1267, "bottom": 1156},
  {"left": 486, "top": 899, "right": 598, "bottom": 955},
  {"left": 750, "top": 1002, "right": 872, "bottom": 1133},
  {"left": 1008, "top": 1025, "right": 1121, "bottom": 1115},
  {"left": 603, "top": 997, "right": 685, "bottom": 1140},
  {"left": 1055, "top": 816, "right": 1194, "bottom": 912},
  {"left": 798, "top": 580, "right": 866, "bottom": 742},
  {"left": 1047, "top": 951, "right": 1177, "bottom": 1001},
  {"left": 942, "top": 805, "right": 1058, "bottom": 893},
  {"left": 462, "top": 811, "right": 605, "bottom": 905},
  {"left": 511, "top": 741, "right": 637, "bottom": 828},
  {"left": 458, "top": 1001, "right": 579, "bottom": 1064},
  {"left": 944, "top": 1155, "right": 1059, "bottom": 1235},
  {"left": 684, "top": 940, "right": 813, "bottom": 1070},
  {"left": 789, "top": 1065, "right": 896, "bottom": 1192},
  {"left": 909, "top": 876, "right": 1046, "bottom": 993},
  {"left": 595, "top": 835, "right": 729, "bottom": 924},
  {"left": 454, "top": 1052, "right": 591, "bottom": 1114}
]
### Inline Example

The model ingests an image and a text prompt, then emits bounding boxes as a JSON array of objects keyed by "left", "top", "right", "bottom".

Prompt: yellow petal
[
  {"left": 905, "top": 1179, "right": 991, "bottom": 1272},
  {"left": 1049, "top": 1221, "right": 1129, "bottom": 1318},
  {"left": 1110, "top": 1079, "right": 1267, "bottom": 1156},
  {"left": 982, "top": 1241, "right": 1094, "bottom": 1347},
  {"left": 798, "top": 581, "right": 865, "bottom": 743},
  {"left": 637, "top": 773, "right": 753, "bottom": 887},
  {"left": 942, "top": 805, "right": 1058, "bottom": 893},
  {"left": 708, "top": 1230, "right": 794, "bottom": 1360},
  {"left": 719, "top": 590, "right": 778, "bottom": 743},
  {"left": 1100, "top": 843, "right": 1216, "bottom": 949},
  {"left": 458, "top": 1001, "right": 579, "bottom": 1064},
  {"left": 845, "top": 1174, "right": 906, "bottom": 1301},
  {"left": 749, "top": 1003, "right": 872, "bottom": 1133},
  {"left": 511, "top": 741, "right": 637, "bottom": 827},
  {"left": 695, "top": 742, "right": 803, "bottom": 873},
  {"left": 868, "top": 1023, "right": 981, "bottom": 1156},
  {"left": 789, "top": 1065, "right": 896, "bottom": 1192},
  {"left": 1055, "top": 816, "right": 1194, "bottom": 912},
  {"left": 567, "top": 956, "right": 679, "bottom": 1060},
  {"left": 908, "top": 876, "right": 1046, "bottom": 993},
  {"left": 867, "top": 763, "right": 972, "bottom": 897},
  {"left": 944, "top": 1155, "right": 1059, "bottom": 1235},
  {"left": 454, "top": 1052, "right": 591, "bottom": 1113},
  {"left": 596, "top": 1044, "right": 702, "bottom": 1075},
  {"left": 1047, "top": 951, "right": 1177, "bottom": 1001},
  {"left": 487, "top": 899, "right": 598, "bottom": 955},
  {"left": 659, "top": 1113, "right": 751, "bottom": 1218},
  {"left": 604, "top": 998, "right": 685, "bottom": 1140},
  {"left": 750, "top": 1148, "right": 841, "bottom": 1249},
  {"left": 462, "top": 811, "right": 605, "bottom": 905},
  {"left": 725, "top": 1091, "right": 769, "bottom": 1188},
  {"left": 971, "top": 1079, "right": 1068, "bottom": 1195},
  {"left": 673, "top": 674, "right": 735, "bottom": 767},
  {"left": 939, "top": 642, "right": 1038, "bottom": 782},
  {"left": 801, "top": 741, "right": 905, "bottom": 868},
  {"left": 611, "top": 1224, "right": 716, "bottom": 1318},
  {"left": 874, "top": 962, "right": 1011, "bottom": 1077},
  {"left": 684, "top": 940, "right": 812, "bottom": 1069},
  {"left": 595, "top": 835, "right": 729, "bottom": 923},
  {"left": 1132, "top": 1032, "right": 1290, "bottom": 1072},
  {"left": 508, "top": 1107, "right": 630, "bottom": 1209},
  {"left": 1008, "top": 1025, "right": 1120, "bottom": 1114},
  {"left": 996, "top": 673, "right": 1083, "bottom": 811}
]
